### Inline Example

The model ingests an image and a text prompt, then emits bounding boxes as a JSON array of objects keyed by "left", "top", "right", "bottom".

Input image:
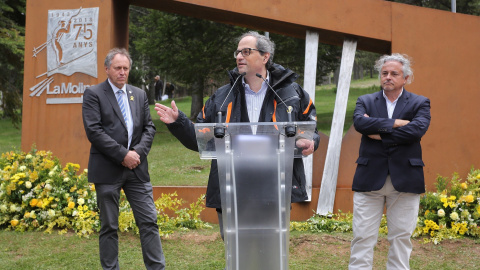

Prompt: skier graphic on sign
[
  {"left": 52, "top": 19, "right": 73, "bottom": 66},
  {"left": 31, "top": 7, "right": 98, "bottom": 99}
]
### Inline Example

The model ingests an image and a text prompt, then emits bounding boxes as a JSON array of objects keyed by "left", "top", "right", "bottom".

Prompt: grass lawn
[
  {"left": 0, "top": 118, "right": 22, "bottom": 154},
  {"left": 1, "top": 228, "right": 479, "bottom": 269}
]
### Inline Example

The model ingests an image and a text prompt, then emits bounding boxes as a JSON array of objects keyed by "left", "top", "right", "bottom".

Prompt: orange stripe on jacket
[
  {"left": 303, "top": 98, "right": 313, "bottom": 114},
  {"left": 272, "top": 100, "right": 278, "bottom": 130},
  {"left": 202, "top": 106, "right": 205, "bottom": 119},
  {"left": 226, "top": 102, "right": 232, "bottom": 123}
]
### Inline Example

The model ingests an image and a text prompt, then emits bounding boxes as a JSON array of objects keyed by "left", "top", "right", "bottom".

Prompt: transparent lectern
[{"left": 195, "top": 121, "right": 316, "bottom": 270}]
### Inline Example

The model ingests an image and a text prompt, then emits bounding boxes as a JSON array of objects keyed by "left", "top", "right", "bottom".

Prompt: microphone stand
[
  {"left": 214, "top": 72, "right": 246, "bottom": 138},
  {"left": 285, "top": 106, "right": 296, "bottom": 137},
  {"left": 256, "top": 73, "right": 296, "bottom": 137},
  {"left": 214, "top": 111, "right": 225, "bottom": 138}
]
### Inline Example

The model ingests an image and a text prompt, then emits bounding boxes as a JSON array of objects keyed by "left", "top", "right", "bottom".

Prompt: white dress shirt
[{"left": 108, "top": 79, "right": 133, "bottom": 148}]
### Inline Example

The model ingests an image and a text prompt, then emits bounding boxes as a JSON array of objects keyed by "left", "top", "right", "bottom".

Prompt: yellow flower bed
[
  {"left": 413, "top": 168, "right": 480, "bottom": 244},
  {"left": 0, "top": 148, "right": 210, "bottom": 238},
  {"left": 0, "top": 149, "right": 98, "bottom": 236}
]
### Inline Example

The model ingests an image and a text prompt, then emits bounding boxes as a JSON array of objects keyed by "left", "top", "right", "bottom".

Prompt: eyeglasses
[{"left": 234, "top": 48, "right": 263, "bottom": 58}]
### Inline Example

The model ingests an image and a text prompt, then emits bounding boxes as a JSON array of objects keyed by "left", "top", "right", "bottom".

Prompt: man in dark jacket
[
  {"left": 154, "top": 75, "right": 163, "bottom": 101},
  {"left": 349, "top": 54, "right": 431, "bottom": 269},
  {"left": 154, "top": 31, "right": 320, "bottom": 235},
  {"left": 82, "top": 48, "right": 165, "bottom": 269}
]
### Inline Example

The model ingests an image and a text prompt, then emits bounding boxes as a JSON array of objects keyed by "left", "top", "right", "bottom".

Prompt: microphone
[
  {"left": 214, "top": 72, "right": 246, "bottom": 138},
  {"left": 255, "top": 73, "right": 287, "bottom": 108},
  {"left": 256, "top": 73, "right": 296, "bottom": 137}
]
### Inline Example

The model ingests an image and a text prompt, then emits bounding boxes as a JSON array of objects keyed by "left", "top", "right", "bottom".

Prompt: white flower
[
  {"left": 22, "top": 191, "right": 33, "bottom": 202},
  {"left": 0, "top": 204, "right": 7, "bottom": 212},
  {"left": 78, "top": 198, "right": 85, "bottom": 205},
  {"left": 450, "top": 212, "right": 459, "bottom": 221},
  {"left": 72, "top": 210, "right": 78, "bottom": 217},
  {"left": 48, "top": 209, "right": 56, "bottom": 218},
  {"left": 25, "top": 181, "right": 32, "bottom": 189},
  {"left": 44, "top": 183, "right": 53, "bottom": 191},
  {"left": 19, "top": 165, "right": 27, "bottom": 171},
  {"left": 438, "top": 209, "right": 445, "bottom": 217},
  {"left": 39, "top": 211, "right": 48, "bottom": 219},
  {"left": 63, "top": 177, "right": 70, "bottom": 182},
  {"left": 84, "top": 169, "right": 88, "bottom": 173},
  {"left": 10, "top": 204, "right": 17, "bottom": 212},
  {"left": 48, "top": 170, "right": 55, "bottom": 177},
  {"left": 25, "top": 154, "right": 33, "bottom": 159}
]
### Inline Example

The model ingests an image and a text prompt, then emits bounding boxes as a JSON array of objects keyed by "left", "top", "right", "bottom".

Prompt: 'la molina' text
[{"left": 47, "top": 82, "right": 91, "bottom": 94}]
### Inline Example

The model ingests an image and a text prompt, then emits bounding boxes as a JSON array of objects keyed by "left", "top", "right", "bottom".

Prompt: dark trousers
[
  {"left": 95, "top": 169, "right": 165, "bottom": 270},
  {"left": 217, "top": 209, "right": 224, "bottom": 241}
]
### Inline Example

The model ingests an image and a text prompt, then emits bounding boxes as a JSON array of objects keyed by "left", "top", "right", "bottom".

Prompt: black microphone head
[{"left": 255, "top": 73, "right": 263, "bottom": 78}]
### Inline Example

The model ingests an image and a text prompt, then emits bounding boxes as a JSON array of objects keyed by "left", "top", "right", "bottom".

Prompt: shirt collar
[
  {"left": 383, "top": 88, "right": 403, "bottom": 104},
  {"left": 108, "top": 79, "right": 127, "bottom": 93},
  {"left": 242, "top": 71, "right": 270, "bottom": 94}
]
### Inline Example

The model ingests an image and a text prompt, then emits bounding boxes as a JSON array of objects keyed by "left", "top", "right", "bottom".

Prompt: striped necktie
[{"left": 116, "top": 90, "right": 128, "bottom": 123}]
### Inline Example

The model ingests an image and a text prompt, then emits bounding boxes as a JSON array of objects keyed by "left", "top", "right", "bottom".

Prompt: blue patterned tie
[{"left": 116, "top": 90, "right": 128, "bottom": 123}]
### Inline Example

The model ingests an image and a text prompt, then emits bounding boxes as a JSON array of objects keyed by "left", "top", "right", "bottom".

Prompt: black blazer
[
  {"left": 352, "top": 89, "right": 431, "bottom": 194},
  {"left": 82, "top": 79, "right": 156, "bottom": 183}
]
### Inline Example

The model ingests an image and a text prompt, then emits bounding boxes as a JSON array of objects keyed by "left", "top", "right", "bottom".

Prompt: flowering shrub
[
  {"left": 0, "top": 148, "right": 210, "bottom": 238},
  {"left": 413, "top": 167, "right": 480, "bottom": 244},
  {"left": 118, "top": 191, "right": 211, "bottom": 237},
  {"left": 290, "top": 211, "right": 353, "bottom": 233},
  {"left": 0, "top": 148, "right": 99, "bottom": 237}
]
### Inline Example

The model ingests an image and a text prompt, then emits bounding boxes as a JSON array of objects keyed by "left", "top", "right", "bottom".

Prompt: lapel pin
[{"left": 130, "top": 96, "right": 134, "bottom": 101}]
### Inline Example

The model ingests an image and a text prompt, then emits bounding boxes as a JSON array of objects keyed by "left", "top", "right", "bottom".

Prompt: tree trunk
[
  {"left": 148, "top": 82, "right": 155, "bottom": 105},
  {"left": 333, "top": 65, "right": 340, "bottom": 87},
  {"left": 190, "top": 77, "right": 204, "bottom": 120},
  {"left": 353, "top": 61, "right": 359, "bottom": 80}
]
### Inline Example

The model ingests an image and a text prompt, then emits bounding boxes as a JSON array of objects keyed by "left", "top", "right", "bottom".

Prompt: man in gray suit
[{"left": 82, "top": 48, "right": 165, "bottom": 270}]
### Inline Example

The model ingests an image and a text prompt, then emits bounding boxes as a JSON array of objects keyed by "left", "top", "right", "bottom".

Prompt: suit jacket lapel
[
  {"left": 392, "top": 89, "right": 409, "bottom": 119},
  {"left": 374, "top": 91, "right": 388, "bottom": 118},
  {"left": 103, "top": 80, "right": 127, "bottom": 129}
]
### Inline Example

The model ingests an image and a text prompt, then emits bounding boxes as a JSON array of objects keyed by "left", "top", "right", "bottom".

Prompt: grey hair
[
  {"left": 104, "top": 48, "right": 132, "bottom": 68},
  {"left": 237, "top": 31, "right": 275, "bottom": 69},
  {"left": 374, "top": 53, "right": 414, "bottom": 84}
]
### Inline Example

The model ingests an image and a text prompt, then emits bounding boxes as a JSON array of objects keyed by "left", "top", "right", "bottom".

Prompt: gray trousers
[{"left": 95, "top": 169, "right": 165, "bottom": 270}]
